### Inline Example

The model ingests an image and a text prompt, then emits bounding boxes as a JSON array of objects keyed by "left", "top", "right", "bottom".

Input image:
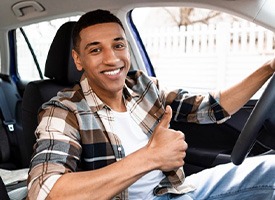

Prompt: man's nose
[{"left": 102, "top": 49, "right": 120, "bottom": 65}]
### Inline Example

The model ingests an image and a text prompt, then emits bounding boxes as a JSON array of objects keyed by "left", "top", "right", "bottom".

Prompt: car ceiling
[{"left": 0, "top": 0, "right": 275, "bottom": 31}]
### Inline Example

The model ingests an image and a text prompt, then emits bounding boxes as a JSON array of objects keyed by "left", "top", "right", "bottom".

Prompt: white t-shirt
[{"left": 113, "top": 110, "right": 165, "bottom": 200}]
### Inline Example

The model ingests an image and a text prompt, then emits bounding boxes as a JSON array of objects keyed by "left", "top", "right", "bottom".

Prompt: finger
[
  {"left": 159, "top": 105, "right": 172, "bottom": 128},
  {"left": 176, "top": 131, "right": 185, "bottom": 140}
]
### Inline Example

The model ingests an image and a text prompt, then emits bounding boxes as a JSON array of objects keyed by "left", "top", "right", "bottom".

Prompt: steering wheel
[{"left": 231, "top": 74, "right": 275, "bottom": 165}]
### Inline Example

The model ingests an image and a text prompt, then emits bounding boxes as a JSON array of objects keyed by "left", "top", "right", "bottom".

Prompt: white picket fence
[
  {"left": 140, "top": 22, "right": 275, "bottom": 55},
  {"left": 139, "top": 22, "right": 275, "bottom": 98}
]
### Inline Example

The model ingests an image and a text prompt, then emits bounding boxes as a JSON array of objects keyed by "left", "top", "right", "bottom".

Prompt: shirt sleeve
[
  {"left": 164, "top": 88, "right": 230, "bottom": 124},
  {"left": 27, "top": 104, "right": 82, "bottom": 200}
]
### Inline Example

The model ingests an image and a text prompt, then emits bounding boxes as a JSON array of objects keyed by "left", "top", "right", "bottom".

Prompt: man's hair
[{"left": 72, "top": 9, "right": 125, "bottom": 52}]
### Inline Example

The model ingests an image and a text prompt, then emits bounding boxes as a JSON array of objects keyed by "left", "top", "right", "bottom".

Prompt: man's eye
[
  {"left": 115, "top": 44, "right": 125, "bottom": 49},
  {"left": 90, "top": 48, "right": 101, "bottom": 54}
]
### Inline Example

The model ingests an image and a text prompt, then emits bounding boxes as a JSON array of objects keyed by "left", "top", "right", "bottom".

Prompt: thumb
[{"left": 159, "top": 105, "right": 172, "bottom": 128}]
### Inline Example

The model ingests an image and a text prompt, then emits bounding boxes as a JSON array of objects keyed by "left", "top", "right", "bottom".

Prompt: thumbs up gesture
[{"left": 146, "top": 105, "right": 188, "bottom": 172}]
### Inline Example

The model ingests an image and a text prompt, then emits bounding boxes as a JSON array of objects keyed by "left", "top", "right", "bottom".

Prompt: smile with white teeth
[{"left": 103, "top": 68, "right": 121, "bottom": 76}]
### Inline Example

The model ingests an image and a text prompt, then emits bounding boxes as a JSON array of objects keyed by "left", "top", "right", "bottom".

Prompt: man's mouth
[{"left": 103, "top": 68, "right": 122, "bottom": 76}]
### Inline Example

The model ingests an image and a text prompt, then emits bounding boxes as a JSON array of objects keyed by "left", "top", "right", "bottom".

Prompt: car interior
[{"left": 0, "top": 0, "right": 274, "bottom": 199}]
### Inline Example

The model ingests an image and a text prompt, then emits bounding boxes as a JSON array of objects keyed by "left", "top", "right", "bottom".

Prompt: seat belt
[{"left": 0, "top": 88, "right": 15, "bottom": 133}]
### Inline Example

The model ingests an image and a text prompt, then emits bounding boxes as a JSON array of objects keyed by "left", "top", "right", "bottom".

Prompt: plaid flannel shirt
[{"left": 27, "top": 70, "right": 230, "bottom": 200}]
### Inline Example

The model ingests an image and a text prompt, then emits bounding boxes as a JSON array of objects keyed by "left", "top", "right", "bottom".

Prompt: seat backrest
[
  {"left": 21, "top": 21, "right": 83, "bottom": 166},
  {"left": 0, "top": 74, "right": 24, "bottom": 169}
]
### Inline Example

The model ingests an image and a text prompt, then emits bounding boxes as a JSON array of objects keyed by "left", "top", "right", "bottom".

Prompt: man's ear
[{"left": 72, "top": 49, "right": 83, "bottom": 71}]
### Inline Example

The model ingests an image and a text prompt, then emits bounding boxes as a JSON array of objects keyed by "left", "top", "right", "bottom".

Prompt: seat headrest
[{"left": 44, "top": 21, "right": 83, "bottom": 84}]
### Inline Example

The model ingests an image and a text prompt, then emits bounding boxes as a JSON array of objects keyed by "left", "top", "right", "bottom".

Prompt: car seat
[
  {"left": 22, "top": 21, "right": 83, "bottom": 167},
  {"left": 0, "top": 74, "right": 24, "bottom": 169}
]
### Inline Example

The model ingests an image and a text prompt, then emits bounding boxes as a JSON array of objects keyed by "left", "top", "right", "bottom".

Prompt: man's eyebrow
[
  {"left": 84, "top": 41, "right": 100, "bottom": 50},
  {"left": 84, "top": 37, "right": 126, "bottom": 50},
  {"left": 114, "top": 37, "right": 125, "bottom": 42}
]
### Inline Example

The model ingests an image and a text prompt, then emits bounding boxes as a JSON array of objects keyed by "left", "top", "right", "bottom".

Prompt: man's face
[{"left": 72, "top": 22, "right": 130, "bottom": 98}]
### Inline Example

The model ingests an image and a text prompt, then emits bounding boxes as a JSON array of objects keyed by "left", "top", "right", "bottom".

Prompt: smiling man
[
  {"left": 72, "top": 22, "right": 130, "bottom": 112},
  {"left": 27, "top": 9, "right": 275, "bottom": 200}
]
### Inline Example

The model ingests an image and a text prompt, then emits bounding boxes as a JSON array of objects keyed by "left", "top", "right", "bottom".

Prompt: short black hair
[{"left": 72, "top": 9, "right": 125, "bottom": 52}]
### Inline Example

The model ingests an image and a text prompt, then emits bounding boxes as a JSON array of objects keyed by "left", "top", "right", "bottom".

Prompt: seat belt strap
[{"left": 0, "top": 88, "right": 15, "bottom": 132}]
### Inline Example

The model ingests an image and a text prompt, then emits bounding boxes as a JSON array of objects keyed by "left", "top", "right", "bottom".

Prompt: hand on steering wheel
[{"left": 231, "top": 73, "right": 275, "bottom": 165}]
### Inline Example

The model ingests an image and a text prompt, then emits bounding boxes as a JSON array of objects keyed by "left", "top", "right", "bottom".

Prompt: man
[{"left": 27, "top": 9, "right": 275, "bottom": 200}]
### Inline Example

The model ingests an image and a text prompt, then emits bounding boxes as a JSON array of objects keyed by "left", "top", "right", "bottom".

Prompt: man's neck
[
  {"left": 95, "top": 90, "right": 126, "bottom": 112},
  {"left": 105, "top": 96, "right": 126, "bottom": 112}
]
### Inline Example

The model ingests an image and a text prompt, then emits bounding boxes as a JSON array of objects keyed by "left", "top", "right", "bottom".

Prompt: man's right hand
[{"left": 146, "top": 105, "right": 188, "bottom": 172}]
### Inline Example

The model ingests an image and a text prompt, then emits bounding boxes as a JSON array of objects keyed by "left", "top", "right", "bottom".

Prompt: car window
[
  {"left": 16, "top": 16, "right": 80, "bottom": 81},
  {"left": 131, "top": 7, "right": 275, "bottom": 99}
]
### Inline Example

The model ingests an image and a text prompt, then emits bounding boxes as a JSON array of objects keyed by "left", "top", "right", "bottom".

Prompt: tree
[{"left": 163, "top": 7, "right": 221, "bottom": 27}]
